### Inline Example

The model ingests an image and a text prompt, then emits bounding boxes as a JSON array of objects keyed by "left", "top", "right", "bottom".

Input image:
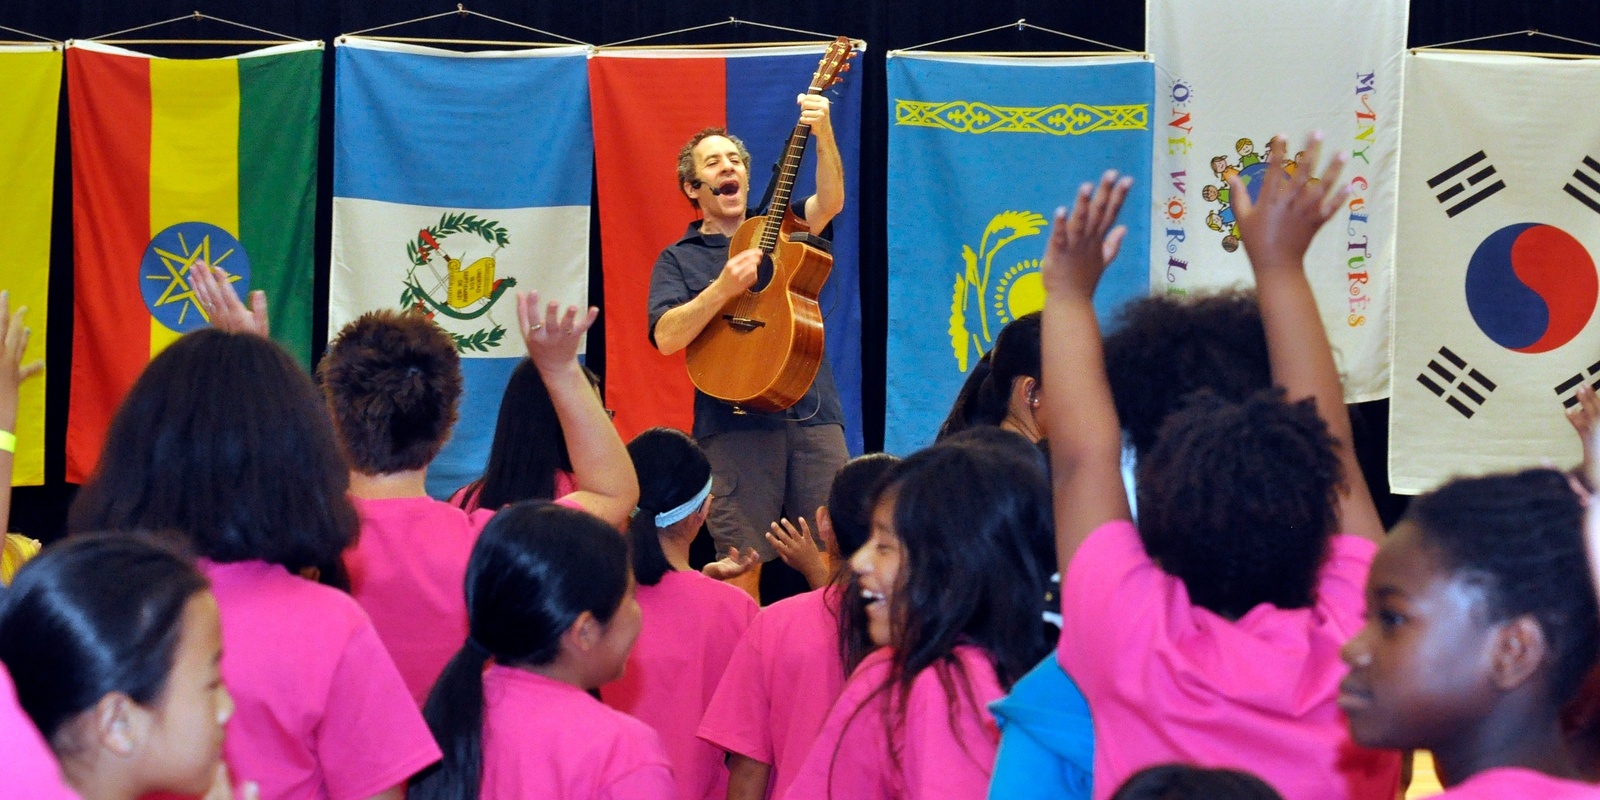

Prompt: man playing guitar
[{"left": 646, "top": 93, "right": 847, "bottom": 601}]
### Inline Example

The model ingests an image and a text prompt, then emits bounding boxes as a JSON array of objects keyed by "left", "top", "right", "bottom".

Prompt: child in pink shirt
[
  {"left": 0, "top": 535, "right": 242, "bottom": 800},
  {"left": 450, "top": 360, "right": 600, "bottom": 512},
  {"left": 783, "top": 438, "right": 1055, "bottom": 799},
  {"left": 410, "top": 501, "right": 674, "bottom": 800},
  {"left": 1341, "top": 470, "right": 1600, "bottom": 798},
  {"left": 698, "top": 453, "right": 900, "bottom": 799},
  {"left": 1039, "top": 142, "right": 1397, "bottom": 800},
  {"left": 601, "top": 427, "right": 760, "bottom": 800},
  {"left": 320, "top": 294, "right": 637, "bottom": 704},
  {"left": 67, "top": 324, "right": 441, "bottom": 800},
  {"left": 1, "top": 662, "right": 78, "bottom": 800}
]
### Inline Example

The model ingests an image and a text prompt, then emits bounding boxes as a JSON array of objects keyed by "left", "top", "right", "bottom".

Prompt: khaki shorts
[{"left": 700, "top": 423, "right": 848, "bottom": 561}]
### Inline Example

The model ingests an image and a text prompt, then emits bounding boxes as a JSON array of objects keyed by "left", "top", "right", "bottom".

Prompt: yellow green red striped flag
[
  {"left": 65, "top": 40, "right": 321, "bottom": 483},
  {"left": 0, "top": 44, "right": 61, "bottom": 487}
]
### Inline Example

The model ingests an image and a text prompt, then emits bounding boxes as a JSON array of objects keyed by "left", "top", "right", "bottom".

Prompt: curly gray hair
[{"left": 676, "top": 127, "right": 751, "bottom": 210}]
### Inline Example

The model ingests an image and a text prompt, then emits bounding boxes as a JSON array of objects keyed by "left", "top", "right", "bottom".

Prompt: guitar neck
[{"left": 758, "top": 110, "right": 818, "bottom": 252}]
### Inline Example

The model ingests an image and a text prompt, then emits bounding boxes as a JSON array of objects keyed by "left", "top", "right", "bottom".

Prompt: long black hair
[
  {"left": 1407, "top": 468, "right": 1600, "bottom": 706},
  {"left": 936, "top": 312, "right": 1041, "bottom": 440},
  {"left": 625, "top": 427, "right": 712, "bottom": 586},
  {"left": 0, "top": 534, "right": 209, "bottom": 743},
  {"left": 411, "top": 502, "right": 631, "bottom": 800},
  {"left": 456, "top": 362, "right": 598, "bottom": 511},
  {"left": 69, "top": 329, "right": 358, "bottom": 587},
  {"left": 832, "top": 441, "right": 1053, "bottom": 787},
  {"left": 825, "top": 453, "right": 901, "bottom": 676}
]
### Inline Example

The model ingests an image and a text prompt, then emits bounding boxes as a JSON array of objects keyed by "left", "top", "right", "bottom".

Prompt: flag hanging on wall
[
  {"left": 1148, "top": 0, "right": 1407, "bottom": 402},
  {"left": 0, "top": 44, "right": 60, "bottom": 487},
  {"left": 884, "top": 53, "right": 1153, "bottom": 454},
  {"left": 331, "top": 38, "right": 593, "bottom": 499},
  {"left": 589, "top": 44, "right": 865, "bottom": 454},
  {"left": 1390, "top": 53, "right": 1600, "bottom": 493},
  {"left": 65, "top": 40, "right": 321, "bottom": 483}
]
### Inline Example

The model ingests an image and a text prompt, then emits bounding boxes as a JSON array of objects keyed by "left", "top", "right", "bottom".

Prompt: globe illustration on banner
[{"left": 1464, "top": 222, "right": 1597, "bottom": 354}]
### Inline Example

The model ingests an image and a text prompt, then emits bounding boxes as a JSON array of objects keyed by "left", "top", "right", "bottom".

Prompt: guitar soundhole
[{"left": 749, "top": 252, "right": 775, "bottom": 293}]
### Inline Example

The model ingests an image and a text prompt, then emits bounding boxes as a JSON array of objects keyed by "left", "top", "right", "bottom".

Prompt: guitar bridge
[{"left": 722, "top": 315, "right": 766, "bottom": 332}]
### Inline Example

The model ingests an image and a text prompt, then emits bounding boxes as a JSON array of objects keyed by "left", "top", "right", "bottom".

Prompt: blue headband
[{"left": 650, "top": 477, "right": 714, "bottom": 528}]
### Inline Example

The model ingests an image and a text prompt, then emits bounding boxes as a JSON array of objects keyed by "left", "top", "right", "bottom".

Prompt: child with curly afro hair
[{"left": 1040, "top": 135, "right": 1398, "bottom": 800}]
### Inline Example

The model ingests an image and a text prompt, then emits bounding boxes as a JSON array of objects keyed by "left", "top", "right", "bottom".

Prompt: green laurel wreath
[
  {"left": 405, "top": 213, "right": 511, "bottom": 269},
  {"left": 449, "top": 324, "right": 508, "bottom": 353}
]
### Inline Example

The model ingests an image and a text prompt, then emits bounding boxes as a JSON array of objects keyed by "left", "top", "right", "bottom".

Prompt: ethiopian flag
[
  {"left": 64, "top": 40, "right": 321, "bottom": 482},
  {"left": 0, "top": 45, "right": 60, "bottom": 487}
]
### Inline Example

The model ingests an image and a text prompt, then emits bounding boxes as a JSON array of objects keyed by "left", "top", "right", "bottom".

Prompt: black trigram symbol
[
  {"left": 1427, "top": 151, "right": 1506, "bottom": 218},
  {"left": 1564, "top": 156, "right": 1600, "bottom": 215},
  {"left": 1555, "top": 359, "right": 1600, "bottom": 408},
  {"left": 1416, "top": 346, "right": 1497, "bottom": 419}
]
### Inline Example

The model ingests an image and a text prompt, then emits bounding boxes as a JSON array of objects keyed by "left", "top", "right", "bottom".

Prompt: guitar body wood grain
[{"left": 686, "top": 211, "right": 832, "bottom": 412}]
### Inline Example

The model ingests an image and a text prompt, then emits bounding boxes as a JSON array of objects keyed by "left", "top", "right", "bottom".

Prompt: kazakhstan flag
[{"left": 885, "top": 54, "right": 1153, "bottom": 454}]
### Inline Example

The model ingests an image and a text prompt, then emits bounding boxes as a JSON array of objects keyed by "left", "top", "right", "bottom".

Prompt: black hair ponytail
[
  {"left": 412, "top": 502, "right": 630, "bottom": 800},
  {"left": 625, "top": 428, "right": 712, "bottom": 587},
  {"left": 936, "top": 313, "right": 1041, "bottom": 440}
]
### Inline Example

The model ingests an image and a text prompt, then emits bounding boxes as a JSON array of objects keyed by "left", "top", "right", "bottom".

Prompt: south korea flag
[{"left": 1390, "top": 52, "right": 1600, "bottom": 494}]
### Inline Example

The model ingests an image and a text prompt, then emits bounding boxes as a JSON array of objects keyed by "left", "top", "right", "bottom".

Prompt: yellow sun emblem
[{"left": 949, "top": 211, "right": 1049, "bottom": 372}]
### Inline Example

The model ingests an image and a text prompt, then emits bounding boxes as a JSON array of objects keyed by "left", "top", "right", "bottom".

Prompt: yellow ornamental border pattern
[{"left": 895, "top": 100, "right": 1148, "bottom": 135}]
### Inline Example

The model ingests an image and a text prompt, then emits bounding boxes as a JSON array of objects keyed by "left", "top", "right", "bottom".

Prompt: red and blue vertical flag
[{"left": 590, "top": 44, "right": 865, "bottom": 454}]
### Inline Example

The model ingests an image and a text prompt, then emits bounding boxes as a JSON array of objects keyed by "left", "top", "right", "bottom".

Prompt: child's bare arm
[
  {"left": 519, "top": 292, "right": 639, "bottom": 528},
  {"left": 1041, "top": 171, "right": 1136, "bottom": 576},
  {"left": 1230, "top": 134, "right": 1384, "bottom": 543}
]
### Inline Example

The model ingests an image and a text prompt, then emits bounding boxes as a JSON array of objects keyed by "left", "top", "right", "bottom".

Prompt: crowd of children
[{"left": 5, "top": 131, "right": 1600, "bottom": 800}]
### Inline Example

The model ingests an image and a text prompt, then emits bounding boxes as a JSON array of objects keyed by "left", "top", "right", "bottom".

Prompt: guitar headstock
[{"left": 807, "top": 36, "right": 855, "bottom": 94}]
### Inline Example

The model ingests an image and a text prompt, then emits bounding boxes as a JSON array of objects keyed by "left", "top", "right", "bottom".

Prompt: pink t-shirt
[
  {"left": 450, "top": 470, "right": 578, "bottom": 513},
  {"left": 201, "top": 559, "right": 441, "bottom": 800},
  {"left": 1432, "top": 767, "right": 1600, "bottom": 798},
  {"left": 698, "top": 586, "right": 846, "bottom": 800},
  {"left": 345, "top": 495, "right": 497, "bottom": 705},
  {"left": 1057, "top": 520, "right": 1400, "bottom": 800},
  {"left": 480, "top": 665, "right": 675, "bottom": 799},
  {"left": 0, "top": 663, "right": 79, "bottom": 800},
  {"left": 781, "top": 645, "right": 1003, "bottom": 800},
  {"left": 601, "top": 570, "right": 758, "bottom": 800}
]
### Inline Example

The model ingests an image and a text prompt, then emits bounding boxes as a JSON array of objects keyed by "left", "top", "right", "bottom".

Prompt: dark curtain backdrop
[{"left": 9, "top": 0, "right": 1600, "bottom": 539}]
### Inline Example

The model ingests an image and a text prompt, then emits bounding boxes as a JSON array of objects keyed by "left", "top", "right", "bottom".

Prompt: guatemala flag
[
  {"left": 331, "top": 37, "right": 593, "bottom": 498},
  {"left": 885, "top": 54, "right": 1153, "bottom": 453}
]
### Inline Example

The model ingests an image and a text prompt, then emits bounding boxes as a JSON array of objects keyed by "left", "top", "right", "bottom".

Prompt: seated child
[
  {"left": 1041, "top": 139, "right": 1398, "bottom": 799},
  {"left": 698, "top": 452, "right": 899, "bottom": 799},
  {"left": 0, "top": 535, "right": 245, "bottom": 800},
  {"left": 783, "top": 440, "right": 1054, "bottom": 798},
  {"left": 601, "top": 427, "right": 759, "bottom": 800},
  {"left": 410, "top": 502, "right": 674, "bottom": 800},
  {"left": 1343, "top": 469, "right": 1600, "bottom": 798},
  {"left": 317, "top": 291, "right": 636, "bottom": 704},
  {"left": 68, "top": 324, "right": 440, "bottom": 800},
  {"left": 451, "top": 362, "right": 603, "bottom": 512}
]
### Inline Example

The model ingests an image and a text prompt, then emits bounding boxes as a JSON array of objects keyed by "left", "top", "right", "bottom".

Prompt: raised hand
[
  {"left": 1569, "top": 384, "right": 1600, "bottom": 480},
  {"left": 1040, "top": 170, "right": 1134, "bottom": 301},
  {"left": 798, "top": 93, "right": 833, "bottom": 134},
  {"left": 702, "top": 545, "right": 761, "bottom": 581},
  {"left": 518, "top": 290, "right": 598, "bottom": 374},
  {"left": 0, "top": 293, "right": 43, "bottom": 419},
  {"left": 190, "top": 260, "right": 270, "bottom": 337},
  {"left": 1228, "top": 133, "right": 1350, "bottom": 271},
  {"left": 766, "top": 514, "right": 830, "bottom": 589}
]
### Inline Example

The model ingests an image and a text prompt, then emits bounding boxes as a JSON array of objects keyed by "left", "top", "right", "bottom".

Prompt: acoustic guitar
[{"left": 685, "top": 37, "right": 855, "bottom": 413}]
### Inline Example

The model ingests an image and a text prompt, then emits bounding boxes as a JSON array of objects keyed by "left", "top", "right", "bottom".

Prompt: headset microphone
[{"left": 691, "top": 179, "right": 736, "bottom": 196}]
